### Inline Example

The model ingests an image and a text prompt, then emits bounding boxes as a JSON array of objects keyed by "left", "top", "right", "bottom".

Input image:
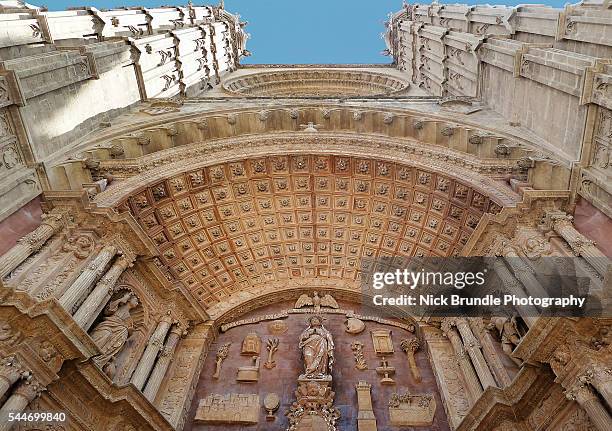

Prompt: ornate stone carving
[
  {"left": 0, "top": 321, "right": 23, "bottom": 346},
  {"left": 299, "top": 316, "right": 334, "bottom": 379},
  {"left": 264, "top": 338, "right": 279, "bottom": 369},
  {"left": 388, "top": 391, "right": 436, "bottom": 426},
  {"left": 286, "top": 380, "right": 340, "bottom": 431},
  {"left": 376, "top": 357, "right": 396, "bottom": 385},
  {"left": 267, "top": 318, "right": 289, "bottom": 334},
  {"left": 240, "top": 332, "right": 261, "bottom": 355},
  {"left": 355, "top": 381, "right": 378, "bottom": 431},
  {"left": 345, "top": 316, "right": 365, "bottom": 334},
  {"left": 351, "top": 341, "right": 368, "bottom": 370},
  {"left": 264, "top": 392, "right": 280, "bottom": 421},
  {"left": 295, "top": 291, "right": 339, "bottom": 313},
  {"left": 487, "top": 316, "right": 522, "bottom": 365},
  {"left": 400, "top": 338, "right": 422, "bottom": 383},
  {"left": 212, "top": 342, "right": 231, "bottom": 379},
  {"left": 236, "top": 356, "right": 260, "bottom": 382},
  {"left": 89, "top": 292, "right": 139, "bottom": 378},
  {"left": 194, "top": 394, "right": 259, "bottom": 424},
  {"left": 371, "top": 329, "right": 394, "bottom": 355}
]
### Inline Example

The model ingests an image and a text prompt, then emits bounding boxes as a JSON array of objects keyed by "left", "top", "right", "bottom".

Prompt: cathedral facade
[{"left": 0, "top": 1, "right": 610, "bottom": 430}]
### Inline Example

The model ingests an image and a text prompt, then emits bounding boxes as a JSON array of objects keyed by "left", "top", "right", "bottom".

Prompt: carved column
[
  {"left": 0, "top": 213, "right": 65, "bottom": 279},
  {"left": 72, "top": 254, "right": 133, "bottom": 330},
  {"left": 566, "top": 383, "right": 612, "bottom": 431},
  {"left": 399, "top": 338, "right": 422, "bottom": 383},
  {"left": 355, "top": 381, "right": 377, "bottom": 431},
  {"left": 502, "top": 244, "right": 549, "bottom": 299},
  {"left": 469, "top": 318, "right": 512, "bottom": 387},
  {"left": 547, "top": 211, "right": 608, "bottom": 276},
  {"left": 491, "top": 259, "right": 538, "bottom": 327},
  {"left": 143, "top": 324, "right": 183, "bottom": 402},
  {"left": 0, "top": 357, "right": 23, "bottom": 400},
  {"left": 455, "top": 318, "right": 497, "bottom": 389},
  {"left": 59, "top": 244, "right": 118, "bottom": 313},
  {"left": 583, "top": 367, "right": 612, "bottom": 412},
  {"left": 0, "top": 379, "right": 44, "bottom": 431},
  {"left": 441, "top": 319, "right": 482, "bottom": 403},
  {"left": 131, "top": 314, "right": 173, "bottom": 390}
]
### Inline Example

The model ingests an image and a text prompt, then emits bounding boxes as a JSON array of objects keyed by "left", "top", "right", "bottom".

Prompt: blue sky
[{"left": 44, "top": 1, "right": 567, "bottom": 64}]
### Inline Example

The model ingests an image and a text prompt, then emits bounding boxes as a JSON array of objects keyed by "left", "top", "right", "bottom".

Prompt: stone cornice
[{"left": 461, "top": 190, "right": 571, "bottom": 256}]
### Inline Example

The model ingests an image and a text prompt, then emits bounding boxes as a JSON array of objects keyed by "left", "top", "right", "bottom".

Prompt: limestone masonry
[{"left": 0, "top": 1, "right": 610, "bottom": 430}]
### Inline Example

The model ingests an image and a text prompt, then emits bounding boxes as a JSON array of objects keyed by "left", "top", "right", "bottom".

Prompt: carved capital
[
  {"left": 0, "top": 356, "right": 23, "bottom": 381},
  {"left": 565, "top": 383, "right": 597, "bottom": 405},
  {"left": 13, "top": 378, "right": 45, "bottom": 402}
]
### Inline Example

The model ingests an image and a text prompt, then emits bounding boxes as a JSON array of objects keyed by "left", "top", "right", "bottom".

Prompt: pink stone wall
[
  {"left": 573, "top": 198, "right": 612, "bottom": 257},
  {"left": 0, "top": 197, "right": 43, "bottom": 256},
  {"left": 184, "top": 300, "right": 451, "bottom": 431}
]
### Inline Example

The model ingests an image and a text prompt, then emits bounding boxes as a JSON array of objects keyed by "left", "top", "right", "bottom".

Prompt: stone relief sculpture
[
  {"left": 371, "top": 329, "right": 394, "bottom": 355},
  {"left": 299, "top": 316, "right": 335, "bottom": 379},
  {"left": 236, "top": 356, "right": 260, "bottom": 382},
  {"left": 287, "top": 316, "right": 340, "bottom": 430},
  {"left": 263, "top": 393, "right": 280, "bottom": 421},
  {"left": 351, "top": 341, "right": 368, "bottom": 370},
  {"left": 89, "top": 292, "right": 139, "bottom": 378},
  {"left": 195, "top": 393, "right": 259, "bottom": 424},
  {"left": 345, "top": 316, "right": 366, "bottom": 334},
  {"left": 376, "top": 357, "right": 396, "bottom": 385},
  {"left": 264, "top": 338, "right": 280, "bottom": 369},
  {"left": 241, "top": 332, "right": 261, "bottom": 355},
  {"left": 295, "top": 291, "right": 339, "bottom": 312},
  {"left": 400, "top": 338, "right": 422, "bottom": 383},
  {"left": 388, "top": 391, "right": 436, "bottom": 426},
  {"left": 212, "top": 342, "right": 231, "bottom": 379}
]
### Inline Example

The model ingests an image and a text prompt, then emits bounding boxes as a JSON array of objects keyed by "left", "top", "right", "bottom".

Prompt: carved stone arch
[
  {"left": 91, "top": 138, "right": 518, "bottom": 314},
  {"left": 221, "top": 69, "right": 412, "bottom": 97}
]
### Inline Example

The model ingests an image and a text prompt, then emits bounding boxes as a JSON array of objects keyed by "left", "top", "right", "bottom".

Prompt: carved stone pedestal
[{"left": 286, "top": 379, "right": 340, "bottom": 431}]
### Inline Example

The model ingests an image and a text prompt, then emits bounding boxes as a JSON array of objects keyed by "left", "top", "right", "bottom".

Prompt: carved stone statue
[
  {"left": 89, "top": 292, "right": 139, "bottom": 377},
  {"left": 299, "top": 316, "right": 334, "bottom": 378},
  {"left": 488, "top": 316, "right": 522, "bottom": 365},
  {"left": 295, "top": 291, "right": 339, "bottom": 313}
]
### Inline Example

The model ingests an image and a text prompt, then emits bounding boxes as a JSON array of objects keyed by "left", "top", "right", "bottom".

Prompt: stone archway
[{"left": 93, "top": 134, "right": 517, "bottom": 313}]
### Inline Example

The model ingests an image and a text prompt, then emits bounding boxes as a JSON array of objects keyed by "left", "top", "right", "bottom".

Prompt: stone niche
[{"left": 183, "top": 299, "right": 451, "bottom": 431}]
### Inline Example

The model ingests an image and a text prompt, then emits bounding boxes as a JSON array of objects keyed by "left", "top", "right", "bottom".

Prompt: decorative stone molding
[{"left": 222, "top": 69, "right": 411, "bottom": 97}]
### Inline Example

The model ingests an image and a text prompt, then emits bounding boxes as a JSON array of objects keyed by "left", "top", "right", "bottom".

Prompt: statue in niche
[
  {"left": 299, "top": 316, "right": 334, "bottom": 379},
  {"left": 488, "top": 316, "right": 522, "bottom": 366},
  {"left": 89, "top": 292, "right": 139, "bottom": 378}
]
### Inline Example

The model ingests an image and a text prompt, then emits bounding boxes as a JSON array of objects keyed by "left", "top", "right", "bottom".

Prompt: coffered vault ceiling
[{"left": 120, "top": 153, "right": 504, "bottom": 310}]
